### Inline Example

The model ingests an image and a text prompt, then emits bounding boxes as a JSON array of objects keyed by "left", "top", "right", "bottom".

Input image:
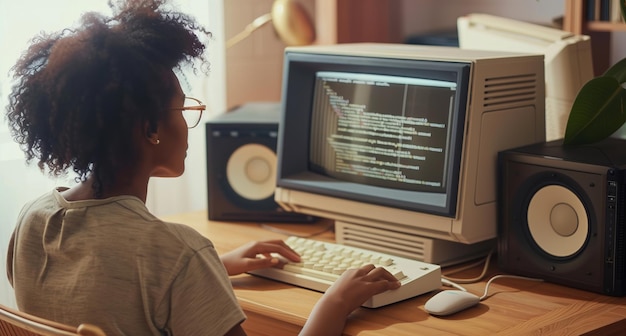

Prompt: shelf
[{"left": 587, "top": 21, "right": 626, "bottom": 31}]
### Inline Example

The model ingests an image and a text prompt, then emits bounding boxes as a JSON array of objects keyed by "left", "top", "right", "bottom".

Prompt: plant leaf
[{"left": 563, "top": 76, "right": 626, "bottom": 145}]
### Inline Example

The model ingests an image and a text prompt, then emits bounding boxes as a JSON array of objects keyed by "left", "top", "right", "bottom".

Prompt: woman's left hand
[{"left": 220, "top": 239, "right": 301, "bottom": 276}]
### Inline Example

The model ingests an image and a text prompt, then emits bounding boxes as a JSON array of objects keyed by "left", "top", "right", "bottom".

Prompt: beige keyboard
[{"left": 248, "top": 236, "right": 442, "bottom": 308}]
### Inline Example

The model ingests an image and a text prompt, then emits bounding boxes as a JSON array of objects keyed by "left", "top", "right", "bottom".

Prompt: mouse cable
[
  {"left": 439, "top": 251, "right": 543, "bottom": 299},
  {"left": 440, "top": 278, "right": 468, "bottom": 291},
  {"left": 439, "top": 250, "right": 493, "bottom": 292},
  {"left": 441, "top": 249, "right": 495, "bottom": 284},
  {"left": 441, "top": 274, "right": 544, "bottom": 302},
  {"left": 478, "top": 274, "right": 544, "bottom": 301}
]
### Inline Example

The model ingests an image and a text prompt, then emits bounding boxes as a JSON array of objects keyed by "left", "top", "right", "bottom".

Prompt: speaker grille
[{"left": 483, "top": 74, "right": 538, "bottom": 108}]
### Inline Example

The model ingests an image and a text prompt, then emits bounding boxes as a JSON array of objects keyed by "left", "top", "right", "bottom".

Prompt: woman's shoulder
[{"left": 158, "top": 220, "right": 215, "bottom": 252}]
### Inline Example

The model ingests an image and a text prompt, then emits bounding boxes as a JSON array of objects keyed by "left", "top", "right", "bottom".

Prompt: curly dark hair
[{"left": 5, "top": 0, "right": 211, "bottom": 197}]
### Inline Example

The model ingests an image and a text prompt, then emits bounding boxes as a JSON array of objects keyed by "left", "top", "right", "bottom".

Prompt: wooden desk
[{"left": 162, "top": 211, "right": 626, "bottom": 335}]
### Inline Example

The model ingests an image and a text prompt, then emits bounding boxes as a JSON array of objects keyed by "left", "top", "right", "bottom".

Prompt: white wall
[{"left": 0, "top": 0, "right": 225, "bottom": 309}]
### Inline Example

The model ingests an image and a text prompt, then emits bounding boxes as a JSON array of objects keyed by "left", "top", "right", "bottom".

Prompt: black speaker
[
  {"left": 206, "top": 102, "right": 315, "bottom": 222},
  {"left": 498, "top": 138, "right": 626, "bottom": 296}
]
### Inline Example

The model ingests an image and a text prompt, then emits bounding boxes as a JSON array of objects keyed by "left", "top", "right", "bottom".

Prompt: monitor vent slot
[
  {"left": 336, "top": 221, "right": 428, "bottom": 261},
  {"left": 334, "top": 221, "right": 494, "bottom": 266},
  {"left": 482, "top": 74, "right": 538, "bottom": 108}
]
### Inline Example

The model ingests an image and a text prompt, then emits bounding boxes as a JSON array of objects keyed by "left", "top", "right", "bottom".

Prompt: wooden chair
[{"left": 0, "top": 304, "right": 106, "bottom": 336}]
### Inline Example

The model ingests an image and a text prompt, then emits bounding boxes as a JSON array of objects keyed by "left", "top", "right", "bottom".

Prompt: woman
[{"left": 4, "top": 0, "right": 400, "bottom": 335}]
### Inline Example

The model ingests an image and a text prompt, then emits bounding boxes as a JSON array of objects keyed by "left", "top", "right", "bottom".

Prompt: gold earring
[{"left": 156, "top": 139, "right": 160, "bottom": 145}]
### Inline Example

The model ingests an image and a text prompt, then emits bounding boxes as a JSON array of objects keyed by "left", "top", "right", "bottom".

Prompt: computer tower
[
  {"left": 498, "top": 138, "right": 626, "bottom": 296},
  {"left": 205, "top": 102, "right": 315, "bottom": 222}
]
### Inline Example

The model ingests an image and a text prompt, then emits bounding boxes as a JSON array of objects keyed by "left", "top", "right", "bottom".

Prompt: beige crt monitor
[
  {"left": 274, "top": 43, "right": 545, "bottom": 265},
  {"left": 457, "top": 13, "right": 594, "bottom": 141}
]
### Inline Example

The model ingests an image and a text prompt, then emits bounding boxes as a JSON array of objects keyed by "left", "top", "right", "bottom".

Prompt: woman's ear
[{"left": 144, "top": 121, "right": 160, "bottom": 145}]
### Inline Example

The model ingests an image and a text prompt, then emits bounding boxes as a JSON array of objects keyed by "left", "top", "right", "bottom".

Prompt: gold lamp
[{"left": 226, "top": 0, "right": 316, "bottom": 48}]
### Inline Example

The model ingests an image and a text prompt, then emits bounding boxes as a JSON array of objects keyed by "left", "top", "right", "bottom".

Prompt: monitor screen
[
  {"left": 309, "top": 70, "right": 461, "bottom": 213},
  {"left": 275, "top": 43, "right": 544, "bottom": 264}
]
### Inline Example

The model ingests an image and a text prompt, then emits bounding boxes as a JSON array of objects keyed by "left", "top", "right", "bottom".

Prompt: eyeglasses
[{"left": 171, "top": 96, "right": 206, "bottom": 129}]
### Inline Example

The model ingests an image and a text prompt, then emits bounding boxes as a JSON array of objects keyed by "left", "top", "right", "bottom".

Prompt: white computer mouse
[{"left": 424, "top": 290, "right": 481, "bottom": 316}]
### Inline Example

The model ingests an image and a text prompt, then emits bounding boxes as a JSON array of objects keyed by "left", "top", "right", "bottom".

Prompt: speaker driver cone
[
  {"left": 527, "top": 185, "right": 588, "bottom": 258},
  {"left": 226, "top": 143, "right": 277, "bottom": 201}
]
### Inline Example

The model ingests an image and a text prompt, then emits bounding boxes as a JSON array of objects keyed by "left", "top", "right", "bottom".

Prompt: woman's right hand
[
  {"left": 325, "top": 264, "right": 401, "bottom": 314},
  {"left": 299, "top": 264, "right": 401, "bottom": 336}
]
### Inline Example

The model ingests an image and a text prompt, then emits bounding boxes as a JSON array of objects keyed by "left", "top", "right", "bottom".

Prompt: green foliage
[
  {"left": 563, "top": 1, "right": 626, "bottom": 145},
  {"left": 563, "top": 69, "right": 626, "bottom": 145}
]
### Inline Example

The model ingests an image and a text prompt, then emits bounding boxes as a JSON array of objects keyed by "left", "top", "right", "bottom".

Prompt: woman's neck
[{"left": 61, "top": 174, "right": 149, "bottom": 202}]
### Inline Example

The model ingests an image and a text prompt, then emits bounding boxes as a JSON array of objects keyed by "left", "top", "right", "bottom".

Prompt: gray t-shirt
[{"left": 7, "top": 188, "right": 245, "bottom": 335}]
